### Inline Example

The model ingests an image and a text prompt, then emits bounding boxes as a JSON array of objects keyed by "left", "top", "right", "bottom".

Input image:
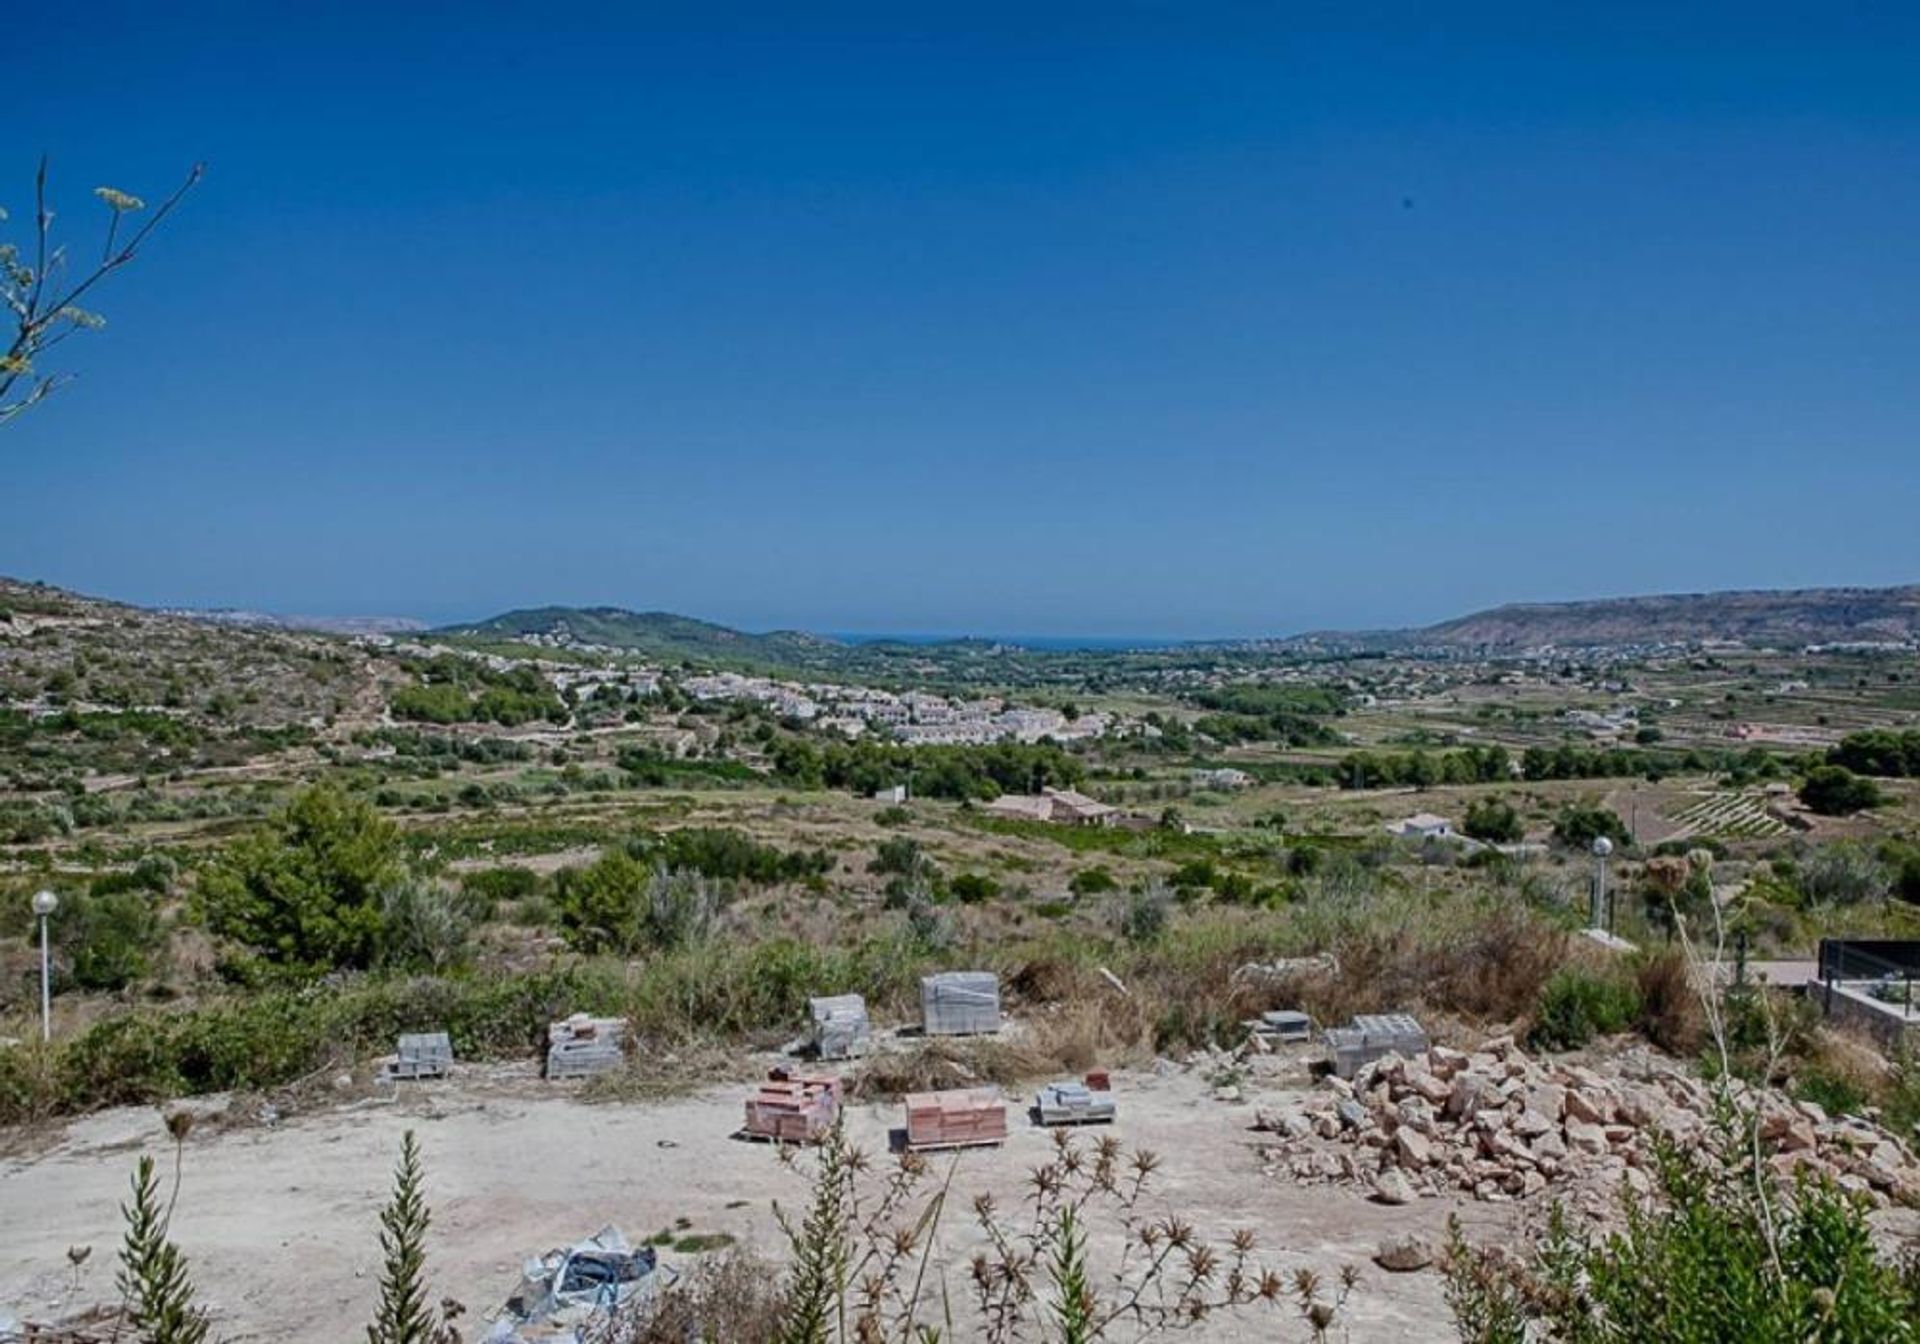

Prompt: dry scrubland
[{"left": 4, "top": 579, "right": 1920, "bottom": 1337}]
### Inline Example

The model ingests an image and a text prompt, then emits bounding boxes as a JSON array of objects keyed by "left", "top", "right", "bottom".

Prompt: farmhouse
[
  {"left": 984, "top": 786, "right": 1119, "bottom": 827},
  {"left": 1389, "top": 812, "right": 1455, "bottom": 840}
]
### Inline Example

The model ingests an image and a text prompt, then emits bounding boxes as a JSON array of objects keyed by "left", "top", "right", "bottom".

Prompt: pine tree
[
  {"left": 366, "top": 1130, "right": 440, "bottom": 1344},
  {"left": 117, "top": 1154, "right": 210, "bottom": 1344}
]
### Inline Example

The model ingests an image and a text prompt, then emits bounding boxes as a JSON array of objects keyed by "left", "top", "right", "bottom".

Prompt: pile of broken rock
[{"left": 1253, "top": 1034, "right": 1920, "bottom": 1220}]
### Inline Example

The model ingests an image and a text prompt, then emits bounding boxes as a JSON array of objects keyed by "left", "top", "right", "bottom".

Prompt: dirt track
[{"left": 0, "top": 1061, "right": 1518, "bottom": 1341}]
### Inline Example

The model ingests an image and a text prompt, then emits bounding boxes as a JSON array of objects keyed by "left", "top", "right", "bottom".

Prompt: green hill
[{"left": 433, "top": 606, "right": 839, "bottom": 666}]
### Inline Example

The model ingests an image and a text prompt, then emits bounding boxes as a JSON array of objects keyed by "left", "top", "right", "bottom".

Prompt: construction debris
[
  {"left": 381, "top": 1031, "right": 454, "bottom": 1081},
  {"left": 808, "top": 994, "right": 872, "bottom": 1060},
  {"left": 1254, "top": 1035, "right": 1920, "bottom": 1220},
  {"left": 905, "top": 1088, "right": 1008, "bottom": 1150},
  {"left": 545, "top": 1015, "right": 627, "bottom": 1080},
  {"left": 485, "top": 1226, "right": 674, "bottom": 1342},
  {"left": 921, "top": 971, "right": 1000, "bottom": 1037},
  {"left": 742, "top": 1067, "right": 843, "bottom": 1143},
  {"left": 1323, "top": 1014, "right": 1428, "bottom": 1080},
  {"left": 1035, "top": 1076, "right": 1118, "bottom": 1126}
]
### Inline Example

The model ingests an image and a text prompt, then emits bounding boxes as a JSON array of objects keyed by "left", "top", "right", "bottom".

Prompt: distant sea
[{"left": 831, "top": 632, "right": 1198, "bottom": 652}]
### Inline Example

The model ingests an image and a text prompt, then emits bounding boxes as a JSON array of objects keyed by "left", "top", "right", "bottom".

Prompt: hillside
[
  {"left": 1412, "top": 584, "right": 1920, "bottom": 650},
  {"left": 434, "top": 605, "right": 840, "bottom": 665}
]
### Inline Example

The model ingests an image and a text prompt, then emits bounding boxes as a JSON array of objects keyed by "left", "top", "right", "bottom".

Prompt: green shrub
[
  {"left": 1445, "top": 1139, "right": 1919, "bottom": 1341},
  {"left": 1530, "top": 967, "right": 1642, "bottom": 1050},
  {"left": 947, "top": 872, "right": 1000, "bottom": 904},
  {"left": 1463, "top": 798, "right": 1524, "bottom": 844},
  {"left": 55, "top": 885, "right": 165, "bottom": 991},
  {"left": 1798, "top": 765, "right": 1882, "bottom": 817},
  {"left": 1069, "top": 866, "right": 1117, "bottom": 896},
  {"left": 198, "top": 783, "right": 405, "bottom": 976},
  {"left": 1551, "top": 804, "right": 1631, "bottom": 851}
]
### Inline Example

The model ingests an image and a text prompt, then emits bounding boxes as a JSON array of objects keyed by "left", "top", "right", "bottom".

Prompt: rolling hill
[
  {"left": 1406, "top": 584, "right": 1920, "bottom": 650},
  {"left": 432, "top": 605, "right": 841, "bottom": 665}
]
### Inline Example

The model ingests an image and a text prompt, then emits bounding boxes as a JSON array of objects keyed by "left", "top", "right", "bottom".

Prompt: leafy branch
[{"left": 1, "top": 155, "right": 202, "bottom": 426}]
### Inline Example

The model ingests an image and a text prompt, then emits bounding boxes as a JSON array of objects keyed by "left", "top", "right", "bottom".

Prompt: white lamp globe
[
  {"left": 1591, "top": 837, "right": 1613, "bottom": 858},
  {"left": 31, "top": 889, "right": 58, "bottom": 917}
]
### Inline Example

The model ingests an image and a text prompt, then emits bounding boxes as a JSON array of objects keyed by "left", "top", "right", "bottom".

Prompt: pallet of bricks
[
  {"left": 742, "top": 1067, "right": 843, "bottom": 1143},
  {"left": 905, "top": 1088, "right": 1008, "bottom": 1150},
  {"left": 546, "top": 1013, "right": 628, "bottom": 1079},
  {"left": 1323, "top": 1013, "right": 1428, "bottom": 1080}
]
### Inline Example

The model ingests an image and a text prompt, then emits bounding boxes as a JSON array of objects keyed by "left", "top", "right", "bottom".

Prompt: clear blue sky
[{"left": 6, "top": 4, "right": 1917, "bottom": 637}]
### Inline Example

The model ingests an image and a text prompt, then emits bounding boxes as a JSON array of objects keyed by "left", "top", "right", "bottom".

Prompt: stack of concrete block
[
  {"left": 921, "top": 971, "right": 1000, "bottom": 1037},
  {"left": 546, "top": 1014, "right": 628, "bottom": 1080},
  {"left": 1036, "top": 1077, "right": 1118, "bottom": 1126},
  {"left": 905, "top": 1088, "right": 1008, "bottom": 1150},
  {"left": 1326, "top": 1014, "right": 1429, "bottom": 1080},
  {"left": 809, "top": 994, "right": 872, "bottom": 1060},
  {"left": 385, "top": 1031, "right": 454, "bottom": 1080}
]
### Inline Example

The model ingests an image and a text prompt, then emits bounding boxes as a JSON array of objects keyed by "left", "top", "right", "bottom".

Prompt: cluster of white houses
[{"left": 679, "top": 671, "right": 1117, "bottom": 746}]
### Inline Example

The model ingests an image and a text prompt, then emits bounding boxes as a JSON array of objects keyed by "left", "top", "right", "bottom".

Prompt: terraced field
[{"left": 1668, "top": 790, "right": 1791, "bottom": 840}]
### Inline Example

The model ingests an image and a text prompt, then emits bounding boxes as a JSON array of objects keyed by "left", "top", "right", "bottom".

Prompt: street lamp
[
  {"left": 1590, "top": 837, "right": 1613, "bottom": 933},
  {"left": 32, "top": 889, "right": 58, "bottom": 1043}
]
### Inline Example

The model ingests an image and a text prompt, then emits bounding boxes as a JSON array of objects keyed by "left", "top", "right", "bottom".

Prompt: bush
[
  {"left": 1530, "top": 966, "right": 1641, "bottom": 1050},
  {"left": 1069, "top": 866, "right": 1117, "bottom": 896},
  {"left": 1463, "top": 798, "right": 1523, "bottom": 845},
  {"left": 947, "top": 872, "right": 1000, "bottom": 905},
  {"left": 377, "top": 882, "right": 474, "bottom": 973},
  {"left": 55, "top": 885, "right": 165, "bottom": 991},
  {"left": 1551, "top": 804, "right": 1630, "bottom": 851},
  {"left": 1797, "top": 842, "right": 1893, "bottom": 907},
  {"left": 1798, "top": 765, "right": 1882, "bottom": 817},
  {"left": 1633, "top": 948, "right": 1704, "bottom": 1055},
  {"left": 1115, "top": 881, "right": 1172, "bottom": 945},
  {"left": 869, "top": 836, "right": 927, "bottom": 878},
  {"left": 457, "top": 865, "right": 541, "bottom": 917},
  {"left": 1444, "top": 1137, "right": 1920, "bottom": 1340},
  {"left": 552, "top": 852, "right": 723, "bottom": 955},
  {"left": 198, "top": 784, "right": 405, "bottom": 976}
]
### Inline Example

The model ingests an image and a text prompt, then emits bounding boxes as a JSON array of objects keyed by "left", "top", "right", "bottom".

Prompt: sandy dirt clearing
[{"left": 0, "top": 1063, "right": 1518, "bottom": 1341}]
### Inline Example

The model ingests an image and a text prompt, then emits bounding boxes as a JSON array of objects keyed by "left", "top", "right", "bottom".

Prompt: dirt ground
[{"left": 0, "top": 1060, "right": 1520, "bottom": 1342}]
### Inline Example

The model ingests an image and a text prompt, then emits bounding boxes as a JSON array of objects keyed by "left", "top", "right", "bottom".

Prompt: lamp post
[
  {"left": 1590, "top": 837, "right": 1613, "bottom": 933},
  {"left": 32, "top": 889, "right": 58, "bottom": 1043}
]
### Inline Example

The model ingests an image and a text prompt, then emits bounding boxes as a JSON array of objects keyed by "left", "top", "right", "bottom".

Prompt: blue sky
[{"left": 6, "top": 4, "right": 1917, "bottom": 637}]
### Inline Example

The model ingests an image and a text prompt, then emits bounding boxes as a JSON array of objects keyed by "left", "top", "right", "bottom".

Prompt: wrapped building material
[
  {"left": 809, "top": 994, "right": 872, "bottom": 1060},
  {"left": 546, "top": 1014, "right": 628, "bottom": 1080},
  {"left": 742, "top": 1068, "right": 842, "bottom": 1143},
  {"left": 905, "top": 1088, "right": 1008, "bottom": 1150},
  {"left": 1326, "top": 1013, "right": 1429, "bottom": 1079},
  {"left": 1035, "top": 1078, "right": 1117, "bottom": 1126},
  {"left": 384, "top": 1031, "right": 454, "bottom": 1080},
  {"left": 487, "top": 1225, "right": 674, "bottom": 1341},
  {"left": 920, "top": 971, "right": 1000, "bottom": 1037},
  {"left": 1253, "top": 1010, "right": 1315, "bottom": 1043}
]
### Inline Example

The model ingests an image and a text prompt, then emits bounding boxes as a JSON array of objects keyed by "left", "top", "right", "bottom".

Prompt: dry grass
[
  {"left": 1634, "top": 946, "right": 1706, "bottom": 1055},
  {"left": 618, "top": 1247, "right": 784, "bottom": 1343}
]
